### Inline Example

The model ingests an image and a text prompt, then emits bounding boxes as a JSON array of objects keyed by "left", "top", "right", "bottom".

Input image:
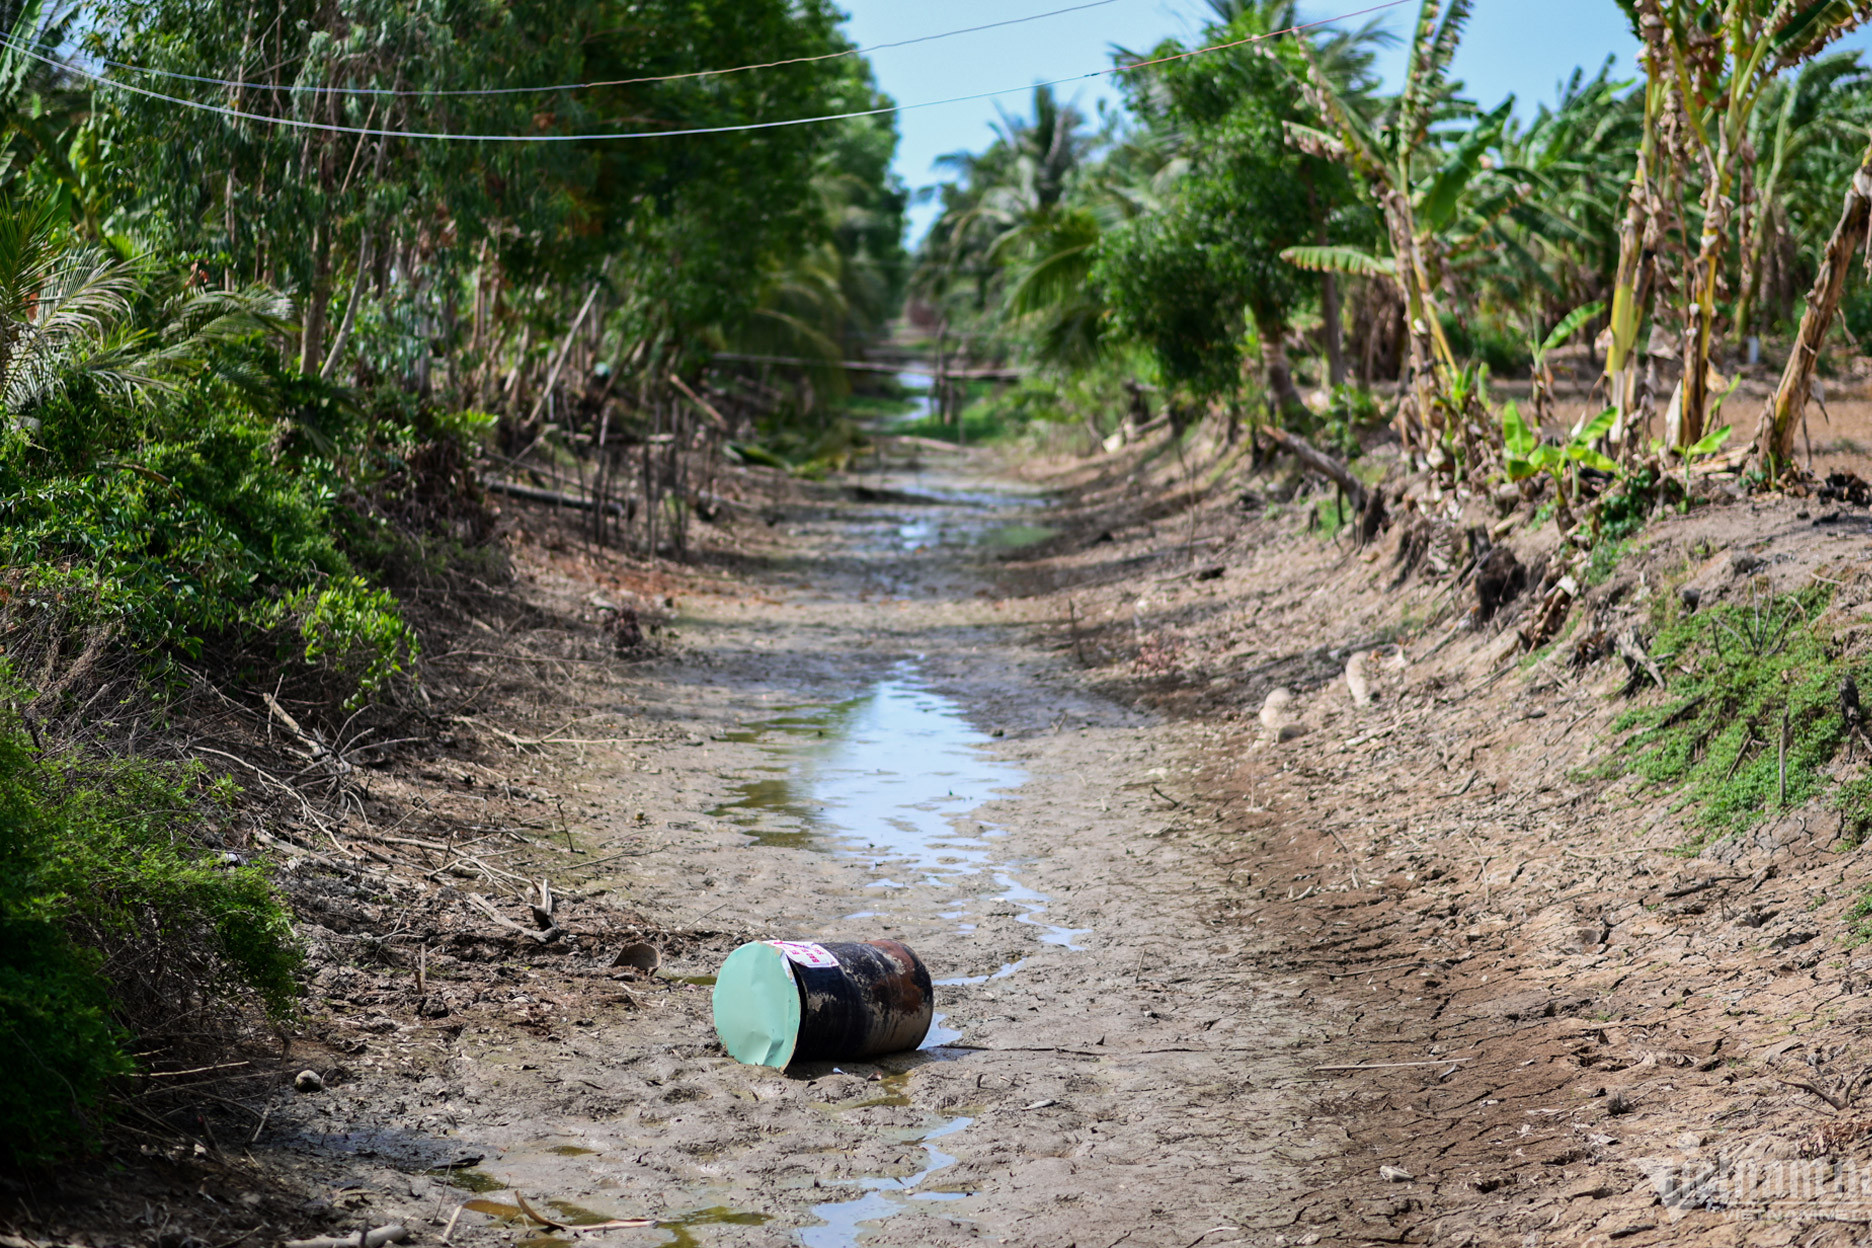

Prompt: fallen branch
[
  {"left": 1315, "top": 1058, "right": 1478, "bottom": 1072},
  {"left": 466, "top": 891, "right": 563, "bottom": 944},
  {"left": 1780, "top": 1078, "right": 1849, "bottom": 1111},
  {"left": 1256, "top": 426, "right": 1367, "bottom": 512},
  {"left": 483, "top": 477, "right": 623, "bottom": 516},
  {"left": 261, "top": 692, "right": 350, "bottom": 777},
  {"left": 512, "top": 1193, "right": 652, "bottom": 1232},
  {"left": 1615, "top": 628, "right": 1667, "bottom": 693},
  {"left": 668, "top": 373, "right": 727, "bottom": 429}
]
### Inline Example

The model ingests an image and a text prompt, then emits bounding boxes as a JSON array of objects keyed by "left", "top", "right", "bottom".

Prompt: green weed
[
  {"left": 1609, "top": 586, "right": 1854, "bottom": 838},
  {"left": 1313, "top": 494, "right": 1353, "bottom": 540}
]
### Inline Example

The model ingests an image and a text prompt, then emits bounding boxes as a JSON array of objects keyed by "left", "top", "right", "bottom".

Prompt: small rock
[
  {"left": 1379, "top": 1164, "right": 1414, "bottom": 1183},
  {"left": 1276, "top": 723, "right": 1309, "bottom": 742},
  {"left": 294, "top": 1069, "right": 325, "bottom": 1094},
  {"left": 1344, "top": 653, "right": 1373, "bottom": 707},
  {"left": 1259, "top": 688, "right": 1294, "bottom": 730}
]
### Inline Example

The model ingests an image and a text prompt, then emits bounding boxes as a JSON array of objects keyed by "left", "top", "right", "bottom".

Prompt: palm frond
[{"left": 1280, "top": 244, "right": 1397, "bottom": 276}]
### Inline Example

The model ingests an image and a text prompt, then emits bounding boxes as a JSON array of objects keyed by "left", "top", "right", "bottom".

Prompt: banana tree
[
  {"left": 1284, "top": 0, "right": 1520, "bottom": 470},
  {"left": 1754, "top": 138, "right": 1872, "bottom": 468},
  {"left": 1733, "top": 51, "right": 1870, "bottom": 341},
  {"left": 1599, "top": 62, "right": 1667, "bottom": 448},
  {"left": 1613, "top": 0, "right": 1872, "bottom": 451},
  {"left": 1502, "top": 402, "right": 1619, "bottom": 533},
  {"left": 1529, "top": 301, "right": 1605, "bottom": 426}
]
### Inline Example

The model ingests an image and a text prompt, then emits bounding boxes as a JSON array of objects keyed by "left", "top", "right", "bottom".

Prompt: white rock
[
  {"left": 1259, "top": 688, "right": 1294, "bottom": 731},
  {"left": 1345, "top": 653, "right": 1373, "bottom": 707}
]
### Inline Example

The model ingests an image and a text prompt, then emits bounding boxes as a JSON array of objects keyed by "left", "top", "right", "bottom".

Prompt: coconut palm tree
[{"left": 0, "top": 195, "right": 291, "bottom": 423}]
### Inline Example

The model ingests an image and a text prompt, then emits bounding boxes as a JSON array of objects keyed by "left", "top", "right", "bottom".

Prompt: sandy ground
[{"left": 21, "top": 413, "right": 1872, "bottom": 1248}]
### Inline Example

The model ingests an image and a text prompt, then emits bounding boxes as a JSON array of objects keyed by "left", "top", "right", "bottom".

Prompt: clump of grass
[
  {"left": 1609, "top": 585, "right": 1853, "bottom": 841},
  {"left": 0, "top": 686, "right": 299, "bottom": 1166},
  {"left": 1846, "top": 890, "right": 1872, "bottom": 946},
  {"left": 1313, "top": 493, "right": 1354, "bottom": 540}
]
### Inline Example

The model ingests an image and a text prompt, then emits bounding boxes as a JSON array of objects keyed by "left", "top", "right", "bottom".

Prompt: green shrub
[
  {"left": 0, "top": 692, "right": 299, "bottom": 1166},
  {"left": 0, "top": 379, "right": 420, "bottom": 706},
  {"left": 1844, "top": 280, "right": 1872, "bottom": 347},
  {"left": 1440, "top": 312, "right": 1529, "bottom": 376},
  {"left": 267, "top": 576, "right": 419, "bottom": 709},
  {"left": 1320, "top": 384, "right": 1381, "bottom": 460}
]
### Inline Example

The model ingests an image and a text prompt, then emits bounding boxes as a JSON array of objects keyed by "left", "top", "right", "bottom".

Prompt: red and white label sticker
[{"left": 767, "top": 940, "right": 840, "bottom": 969}]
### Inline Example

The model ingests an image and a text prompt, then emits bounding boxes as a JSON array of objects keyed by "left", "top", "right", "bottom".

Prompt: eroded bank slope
[{"left": 990, "top": 423, "right": 1872, "bottom": 1247}]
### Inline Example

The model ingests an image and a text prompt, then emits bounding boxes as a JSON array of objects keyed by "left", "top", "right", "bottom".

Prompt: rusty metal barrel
[{"left": 711, "top": 939, "right": 934, "bottom": 1068}]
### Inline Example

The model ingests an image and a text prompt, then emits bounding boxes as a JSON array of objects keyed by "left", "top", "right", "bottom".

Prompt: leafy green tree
[{"left": 1100, "top": 7, "right": 1352, "bottom": 413}]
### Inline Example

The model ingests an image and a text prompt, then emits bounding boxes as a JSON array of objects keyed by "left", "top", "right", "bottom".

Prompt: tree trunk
[
  {"left": 319, "top": 231, "right": 373, "bottom": 380},
  {"left": 1679, "top": 164, "right": 1734, "bottom": 449},
  {"left": 298, "top": 214, "right": 331, "bottom": 375},
  {"left": 1256, "top": 316, "right": 1306, "bottom": 422},
  {"left": 1323, "top": 272, "right": 1345, "bottom": 389},
  {"left": 1605, "top": 75, "right": 1662, "bottom": 446},
  {"left": 1754, "top": 142, "right": 1872, "bottom": 470},
  {"left": 1380, "top": 188, "right": 1448, "bottom": 452},
  {"left": 1305, "top": 170, "right": 1345, "bottom": 389}
]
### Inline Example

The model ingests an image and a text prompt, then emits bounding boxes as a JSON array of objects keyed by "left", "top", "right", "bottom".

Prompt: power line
[
  {"left": 3, "top": 1, "right": 1408, "bottom": 144},
  {"left": 85, "top": 0, "right": 1129, "bottom": 97}
]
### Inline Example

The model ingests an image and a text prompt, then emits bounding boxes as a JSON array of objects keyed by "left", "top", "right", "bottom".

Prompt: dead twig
[
  {"left": 1781, "top": 1079, "right": 1849, "bottom": 1111},
  {"left": 1315, "top": 1058, "right": 1478, "bottom": 1072}
]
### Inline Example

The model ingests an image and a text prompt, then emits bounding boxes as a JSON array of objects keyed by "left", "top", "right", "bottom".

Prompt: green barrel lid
[{"left": 712, "top": 941, "right": 802, "bottom": 1067}]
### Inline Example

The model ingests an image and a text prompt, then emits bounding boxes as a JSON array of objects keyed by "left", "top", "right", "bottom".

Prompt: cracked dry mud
[{"left": 261, "top": 466, "right": 1331, "bottom": 1248}]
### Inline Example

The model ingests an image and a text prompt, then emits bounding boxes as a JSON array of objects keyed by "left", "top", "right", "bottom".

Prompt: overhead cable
[
  {"left": 84, "top": 0, "right": 1128, "bottom": 97},
  {"left": 4, "top": 0, "right": 1408, "bottom": 144}
]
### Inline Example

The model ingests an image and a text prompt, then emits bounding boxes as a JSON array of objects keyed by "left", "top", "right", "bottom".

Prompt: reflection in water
[
  {"left": 797, "top": 1117, "right": 974, "bottom": 1248},
  {"left": 709, "top": 678, "right": 1021, "bottom": 874}
]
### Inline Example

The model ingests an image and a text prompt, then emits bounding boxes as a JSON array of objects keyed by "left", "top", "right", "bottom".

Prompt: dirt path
[{"left": 255, "top": 457, "right": 1349, "bottom": 1248}]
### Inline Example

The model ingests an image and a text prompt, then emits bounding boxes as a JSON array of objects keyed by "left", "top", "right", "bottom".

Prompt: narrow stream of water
[{"left": 710, "top": 665, "right": 1087, "bottom": 1245}]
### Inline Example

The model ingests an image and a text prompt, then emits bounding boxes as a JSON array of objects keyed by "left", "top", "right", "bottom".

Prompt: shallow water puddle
[
  {"left": 710, "top": 673, "right": 1018, "bottom": 876},
  {"left": 708, "top": 668, "right": 1087, "bottom": 1245},
  {"left": 798, "top": 1117, "right": 975, "bottom": 1248}
]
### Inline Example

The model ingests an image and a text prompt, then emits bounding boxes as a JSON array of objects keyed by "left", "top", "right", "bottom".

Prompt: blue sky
[{"left": 839, "top": 0, "right": 1872, "bottom": 242}]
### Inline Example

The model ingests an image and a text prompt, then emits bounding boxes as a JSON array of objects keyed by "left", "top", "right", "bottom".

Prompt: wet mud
[{"left": 251, "top": 459, "right": 1332, "bottom": 1248}]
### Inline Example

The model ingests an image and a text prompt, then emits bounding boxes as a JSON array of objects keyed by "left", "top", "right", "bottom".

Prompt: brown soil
[{"left": 14, "top": 421, "right": 1872, "bottom": 1248}]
